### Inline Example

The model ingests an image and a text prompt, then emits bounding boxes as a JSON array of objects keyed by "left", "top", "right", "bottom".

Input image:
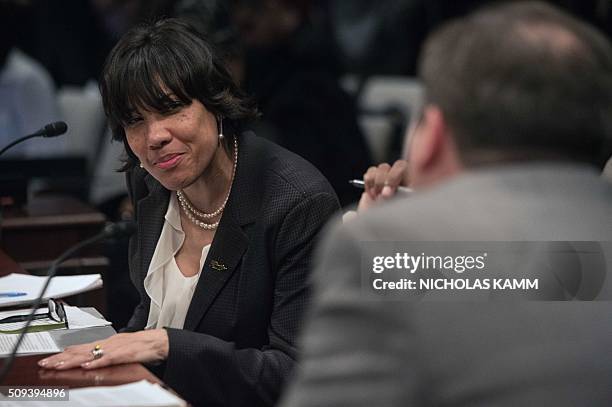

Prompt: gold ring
[{"left": 91, "top": 344, "right": 104, "bottom": 360}]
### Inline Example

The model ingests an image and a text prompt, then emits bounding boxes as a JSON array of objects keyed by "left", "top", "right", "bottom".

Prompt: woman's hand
[
  {"left": 38, "top": 329, "right": 169, "bottom": 370},
  {"left": 358, "top": 160, "right": 409, "bottom": 212}
]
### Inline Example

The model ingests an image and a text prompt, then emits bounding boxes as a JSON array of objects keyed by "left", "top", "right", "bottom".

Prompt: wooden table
[
  {"left": 0, "top": 209, "right": 176, "bottom": 399},
  {"left": 0, "top": 248, "right": 25, "bottom": 276},
  {"left": 1, "top": 355, "right": 188, "bottom": 404},
  {"left": 1, "top": 195, "right": 107, "bottom": 268},
  {"left": 1, "top": 196, "right": 109, "bottom": 313},
  {"left": 0, "top": 252, "right": 166, "bottom": 396},
  {"left": 2, "top": 355, "right": 162, "bottom": 388}
]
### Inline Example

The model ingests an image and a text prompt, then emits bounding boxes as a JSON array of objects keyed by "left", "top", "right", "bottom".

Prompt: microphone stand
[
  {"left": 0, "top": 134, "right": 41, "bottom": 157},
  {"left": 0, "top": 121, "right": 67, "bottom": 158},
  {"left": 0, "top": 221, "right": 135, "bottom": 383}
]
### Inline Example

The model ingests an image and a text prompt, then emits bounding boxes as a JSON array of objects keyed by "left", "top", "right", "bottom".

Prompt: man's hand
[
  {"left": 358, "top": 160, "right": 409, "bottom": 212},
  {"left": 38, "top": 329, "right": 169, "bottom": 370}
]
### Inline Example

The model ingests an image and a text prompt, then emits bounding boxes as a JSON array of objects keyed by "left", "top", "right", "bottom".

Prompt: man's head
[{"left": 408, "top": 1, "right": 612, "bottom": 188}]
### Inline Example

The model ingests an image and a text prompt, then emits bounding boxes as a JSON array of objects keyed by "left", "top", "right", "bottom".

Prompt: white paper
[
  {"left": 0, "top": 380, "right": 187, "bottom": 406},
  {"left": 64, "top": 306, "right": 112, "bottom": 329},
  {"left": 0, "top": 274, "right": 103, "bottom": 307},
  {"left": 0, "top": 331, "right": 60, "bottom": 356}
]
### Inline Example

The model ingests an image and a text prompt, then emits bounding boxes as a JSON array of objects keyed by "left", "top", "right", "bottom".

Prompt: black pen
[{"left": 348, "top": 179, "right": 413, "bottom": 195}]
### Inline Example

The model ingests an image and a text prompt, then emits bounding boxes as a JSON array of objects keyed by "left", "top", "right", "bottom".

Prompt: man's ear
[{"left": 411, "top": 105, "right": 449, "bottom": 171}]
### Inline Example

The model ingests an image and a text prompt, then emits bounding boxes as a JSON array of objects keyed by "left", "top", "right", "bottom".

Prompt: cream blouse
[{"left": 143, "top": 192, "right": 211, "bottom": 330}]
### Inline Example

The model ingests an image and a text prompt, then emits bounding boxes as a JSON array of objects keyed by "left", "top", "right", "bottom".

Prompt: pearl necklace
[{"left": 177, "top": 136, "right": 238, "bottom": 230}]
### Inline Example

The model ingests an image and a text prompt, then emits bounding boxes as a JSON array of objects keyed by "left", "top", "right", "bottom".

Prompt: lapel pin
[{"left": 210, "top": 260, "right": 227, "bottom": 271}]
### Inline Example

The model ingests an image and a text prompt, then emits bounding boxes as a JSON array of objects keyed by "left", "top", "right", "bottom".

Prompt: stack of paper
[
  {"left": 0, "top": 331, "right": 60, "bottom": 356},
  {"left": 64, "top": 305, "right": 112, "bottom": 329},
  {"left": 0, "top": 305, "right": 112, "bottom": 334},
  {"left": 0, "top": 273, "right": 103, "bottom": 307},
  {"left": 0, "top": 306, "right": 113, "bottom": 355},
  {"left": 0, "top": 380, "right": 187, "bottom": 406}
]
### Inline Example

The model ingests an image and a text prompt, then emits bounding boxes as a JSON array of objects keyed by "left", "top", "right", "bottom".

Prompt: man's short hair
[{"left": 418, "top": 1, "right": 612, "bottom": 167}]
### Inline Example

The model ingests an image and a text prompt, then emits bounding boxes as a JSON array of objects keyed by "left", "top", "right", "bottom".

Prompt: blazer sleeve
[
  {"left": 121, "top": 169, "right": 150, "bottom": 333},
  {"left": 161, "top": 192, "right": 340, "bottom": 407}
]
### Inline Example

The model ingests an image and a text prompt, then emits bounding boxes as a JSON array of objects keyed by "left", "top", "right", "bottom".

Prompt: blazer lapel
[
  {"left": 182, "top": 133, "right": 262, "bottom": 331},
  {"left": 183, "top": 212, "right": 248, "bottom": 331}
]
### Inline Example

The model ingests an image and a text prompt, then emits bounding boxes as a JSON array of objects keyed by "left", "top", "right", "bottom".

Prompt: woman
[{"left": 38, "top": 19, "right": 340, "bottom": 407}]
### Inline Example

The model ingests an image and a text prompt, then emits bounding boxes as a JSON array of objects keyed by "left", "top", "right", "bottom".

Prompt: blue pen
[{"left": 0, "top": 292, "right": 27, "bottom": 298}]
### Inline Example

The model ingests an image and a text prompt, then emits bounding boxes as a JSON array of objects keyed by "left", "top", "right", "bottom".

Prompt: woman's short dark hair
[{"left": 100, "top": 18, "right": 258, "bottom": 170}]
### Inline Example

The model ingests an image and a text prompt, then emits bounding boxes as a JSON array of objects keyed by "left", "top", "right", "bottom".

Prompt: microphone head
[
  {"left": 42, "top": 121, "right": 68, "bottom": 138},
  {"left": 103, "top": 221, "right": 137, "bottom": 238}
]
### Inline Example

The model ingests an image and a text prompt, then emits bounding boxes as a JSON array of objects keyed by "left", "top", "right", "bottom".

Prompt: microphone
[
  {"left": 0, "top": 221, "right": 136, "bottom": 382},
  {"left": 0, "top": 121, "right": 68, "bottom": 157},
  {"left": 34, "top": 121, "right": 68, "bottom": 138}
]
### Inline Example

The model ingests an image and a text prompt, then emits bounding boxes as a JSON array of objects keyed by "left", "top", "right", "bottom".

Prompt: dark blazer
[{"left": 123, "top": 132, "right": 340, "bottom": 407}]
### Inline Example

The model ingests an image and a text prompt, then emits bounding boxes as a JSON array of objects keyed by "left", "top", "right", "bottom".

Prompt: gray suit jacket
[{"left": 281, "top": 163, "right": 612, "bottom": 407}]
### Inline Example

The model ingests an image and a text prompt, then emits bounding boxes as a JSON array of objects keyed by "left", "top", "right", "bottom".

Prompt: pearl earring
[{"left": 139, "top": 163, "right": 144, "bottom": 169}]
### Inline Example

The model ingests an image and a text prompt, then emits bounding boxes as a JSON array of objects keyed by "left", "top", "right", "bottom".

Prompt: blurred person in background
[
  {"left": 0, "top": 0, "right": 64, "bottom": 158},
  {"left": 228, "top": 0, "right": 372, "bottom": 206},
  {"left": 331, "top": 0, "right": 611, "bottom": 80}
]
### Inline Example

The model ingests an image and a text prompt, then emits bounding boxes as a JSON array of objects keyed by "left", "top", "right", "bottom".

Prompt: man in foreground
[{"left": 281, "top": 2, "right": 612, "bottom": 406}]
